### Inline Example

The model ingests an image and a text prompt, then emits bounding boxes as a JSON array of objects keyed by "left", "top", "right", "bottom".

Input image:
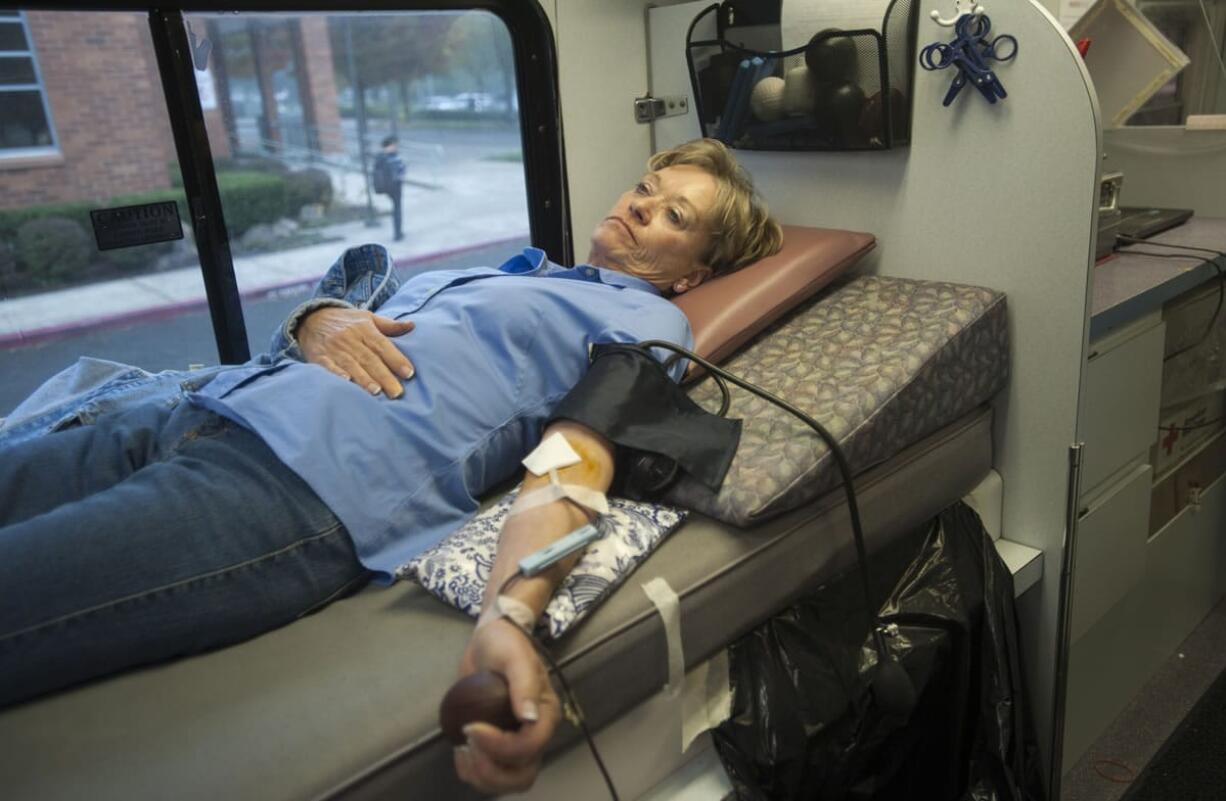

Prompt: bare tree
[{"left": 329, "top": 13, "right": 458, "bottom": 127}]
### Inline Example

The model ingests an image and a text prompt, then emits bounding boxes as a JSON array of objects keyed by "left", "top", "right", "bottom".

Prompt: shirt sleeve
[
  {"left": 595, "top": 300, "right": 694, "bottom": 382},
  {"left": 263, "top": 244, "right": 400, "bottom": 360}
]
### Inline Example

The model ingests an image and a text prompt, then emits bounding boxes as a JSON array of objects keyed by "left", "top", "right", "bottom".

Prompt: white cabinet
[
  {"left": 1063, "top": 455, "right": 1226, "bottom": 768},
  {"left": 1070, "top": 463, "right": 1152, "bottom": 644},
  {"left": 1079, "top": 314, "right": 1165, "bottom": 500},
  {"left": 1064, "top": 313, "right": 1165, "bottom": 768}
]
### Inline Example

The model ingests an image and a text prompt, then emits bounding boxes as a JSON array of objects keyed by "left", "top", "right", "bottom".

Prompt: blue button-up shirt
[{"left": 191, "top": 248, "right": 692, "bottom": 580}]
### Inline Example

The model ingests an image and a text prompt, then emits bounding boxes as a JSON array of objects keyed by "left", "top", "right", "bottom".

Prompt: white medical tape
[
  {"left": 508, "top": 476, "right": 610, "bottom": 517},
  {"left": 475, "top": 595, "right": 536, "bottom": 632},
  {"left": 680, "top": 651, "right": 733, "bottom": 752},
  {"left": 640, "top": 577, "right": 684, "bottom": 700},
  {"left": 509, "top": 482, "right": 566, "bottom": 513},
  {"left": 522, "top": 432, "right": 582, "bottom": 476},
  {"left": 495, "top": 595, "right": 536, "bottom": 632}
]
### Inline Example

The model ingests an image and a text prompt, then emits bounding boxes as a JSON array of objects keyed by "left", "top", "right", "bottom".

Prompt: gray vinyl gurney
[{"left": 0, "top": 227, "right": 1008, "bottom": 800}]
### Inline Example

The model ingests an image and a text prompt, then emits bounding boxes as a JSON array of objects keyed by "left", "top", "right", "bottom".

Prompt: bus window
[
  {"left": 182, "top": 10, "right": 531, "bottom": 358},
  {"left": 1, "top": 8, "right": 533, "bottom": 419},
  {"left": 0, "top": 10, "right": 216, "bottom": 417}
]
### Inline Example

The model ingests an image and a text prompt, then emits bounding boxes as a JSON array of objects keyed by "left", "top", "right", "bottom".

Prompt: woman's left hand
[{"left": 297, "top": 307, "right": 414, "bottom": 397}]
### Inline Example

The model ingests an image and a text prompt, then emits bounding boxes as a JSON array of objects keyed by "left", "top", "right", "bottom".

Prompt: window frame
[
  {"left": 0, "top": 11, "right": 61, "bottom": 159},
  {"left": 11, "top": 1, "right": 568, "bottom": 366}
]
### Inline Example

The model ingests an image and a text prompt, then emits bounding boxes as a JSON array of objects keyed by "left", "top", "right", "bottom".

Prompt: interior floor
[{"left": 1062, "top": 593, "right": 1226, "bottom": 801}]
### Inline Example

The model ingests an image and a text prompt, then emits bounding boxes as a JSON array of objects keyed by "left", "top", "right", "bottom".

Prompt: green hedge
[
  {"left": 285, "top": 168, "right": 333, "bottom": 211},
  {"left": 213, "top": 171, "right": 290, "bottom": 235},
  {"left": 15, "top": 217, "right": 93, "bottom": 281},
  {"left": 0, "top": 170, "right": 344, "bottom": 290},
  {"left": 0, "top": 171, "right": 290, "bottom": 249}
]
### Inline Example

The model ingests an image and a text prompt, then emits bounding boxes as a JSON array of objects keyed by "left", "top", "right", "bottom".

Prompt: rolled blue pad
[
  {"left": 716, "top": 58, "right": 754, "bottom": 141},
  {"left": 722, "top": 56, "right": 770, "bottom": 142}
]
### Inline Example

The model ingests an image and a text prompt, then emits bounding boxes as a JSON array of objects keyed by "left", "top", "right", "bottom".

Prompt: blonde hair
[{"left": 647, "top": 138, "right": 783, "bottom": 275}]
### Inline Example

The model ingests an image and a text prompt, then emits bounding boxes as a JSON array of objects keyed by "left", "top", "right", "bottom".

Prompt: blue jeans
[
  {"left": 390, "top": 183, "right": 404, "bottom": 239},
  {"left": 0, "top": 402, "right": 369, "bottom": 708}
]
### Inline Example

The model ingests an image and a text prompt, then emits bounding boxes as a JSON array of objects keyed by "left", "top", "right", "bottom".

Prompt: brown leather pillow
[{"left": 673, "top": 225, "right": 876, "bottom": 369}]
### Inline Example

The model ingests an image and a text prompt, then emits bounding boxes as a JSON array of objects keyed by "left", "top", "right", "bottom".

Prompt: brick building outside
[{"left": 0, "top": 11, "right": 342, "bottom": 213}]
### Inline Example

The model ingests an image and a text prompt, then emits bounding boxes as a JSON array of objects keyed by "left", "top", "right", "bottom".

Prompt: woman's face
[{"left": 587, "top": 164, "right": 718, "bottom": 294}]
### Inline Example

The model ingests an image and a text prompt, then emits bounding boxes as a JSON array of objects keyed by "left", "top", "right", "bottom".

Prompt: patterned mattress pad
[{"left": 666, "top": 274, "right": 1008, "bottom": 526}]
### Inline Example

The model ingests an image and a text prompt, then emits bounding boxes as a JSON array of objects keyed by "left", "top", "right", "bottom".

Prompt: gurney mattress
[
  {"left": 0, "top": 275, "right": 1007, "bottom": 801},
  {"left": 671, "top": 274, "right": 1007, "bottom": 525}
]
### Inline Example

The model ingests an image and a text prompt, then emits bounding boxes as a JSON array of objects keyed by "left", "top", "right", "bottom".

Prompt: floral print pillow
[{"left": 397, "top": 487, "right": 687, "bottom": 640}]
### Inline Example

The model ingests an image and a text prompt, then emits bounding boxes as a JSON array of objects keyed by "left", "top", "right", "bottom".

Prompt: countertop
[{"left": 1091, "top": 216, "right": 1226, "bottom": 341}]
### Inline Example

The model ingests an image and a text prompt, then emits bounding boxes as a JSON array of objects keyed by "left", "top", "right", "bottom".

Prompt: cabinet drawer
[
  {"left": 1064, "top": 469, "right": 1226, "bottom": 768},
  {"left": 1071, "top": 463, "right": 1152, "bottom": 644},
  {"left": 1081, "top": 320, "right": 1165, "bottom": 495}
]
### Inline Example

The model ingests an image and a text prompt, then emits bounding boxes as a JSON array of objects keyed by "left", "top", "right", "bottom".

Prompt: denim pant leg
[
  {"left": 391, "top": 184, "right": 404, "bottom": 239},
  {"left": 0, "top": 403, "right": 370, "bottom": 708},
  {"left": 0, "top": 401, "right": 182, "bottom": 527}
]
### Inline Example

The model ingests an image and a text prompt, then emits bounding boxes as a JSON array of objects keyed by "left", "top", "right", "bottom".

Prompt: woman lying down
[{"left": 0, "top": 137, "right": 781, "bottom": 795}]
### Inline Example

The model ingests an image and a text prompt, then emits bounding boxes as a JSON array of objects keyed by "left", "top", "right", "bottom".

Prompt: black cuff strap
[{"left": 549, "top": 343, "right": 740, "bottom": 499}]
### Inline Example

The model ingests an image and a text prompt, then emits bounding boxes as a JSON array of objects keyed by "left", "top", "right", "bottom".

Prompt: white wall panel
[
  {"left": 1104, "top": 128, "right": 1226, "bottom": 217},
  {"left": 646, "top": 1, "right": 707, "bottom": 152},
  {"left": 552, "top": 0, "right": 655, "bottom": 264}
]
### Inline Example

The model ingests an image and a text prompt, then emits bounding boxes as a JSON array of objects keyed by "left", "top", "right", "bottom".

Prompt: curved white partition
[{"left": 644, "top": 0, "right": 1102, "bottom": 780}]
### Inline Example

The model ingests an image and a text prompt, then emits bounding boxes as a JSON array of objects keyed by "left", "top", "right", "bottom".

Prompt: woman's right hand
[
  {"left": 297, "top": 307, "right": 415, "bottom": 398},
  {"left": 454, "top": 619, "right": 562, "bottom": 795}
]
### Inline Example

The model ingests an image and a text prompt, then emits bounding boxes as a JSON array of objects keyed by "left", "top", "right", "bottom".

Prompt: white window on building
[{"left": 0, "top": 11, "right": 58, "bottom": 157}]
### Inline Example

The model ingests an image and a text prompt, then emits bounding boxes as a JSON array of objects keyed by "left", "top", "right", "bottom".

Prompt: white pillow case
[{"left": 398, "top": 487, "right": 687, "bottom": 640}]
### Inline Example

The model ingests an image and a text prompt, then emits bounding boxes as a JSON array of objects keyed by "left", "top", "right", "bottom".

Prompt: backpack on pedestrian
[{"left": 372, "top": 154, "right": 395, "bottom": 195}]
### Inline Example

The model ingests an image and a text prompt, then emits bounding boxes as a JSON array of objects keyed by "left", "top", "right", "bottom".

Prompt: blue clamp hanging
[{"left": 920, "top": 2, "right": 1018, "bottom": 107}]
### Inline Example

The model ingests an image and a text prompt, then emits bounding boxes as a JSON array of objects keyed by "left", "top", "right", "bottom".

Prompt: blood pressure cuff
[{"left": 549, "top": 343, "right": 741, "bottom": 500}]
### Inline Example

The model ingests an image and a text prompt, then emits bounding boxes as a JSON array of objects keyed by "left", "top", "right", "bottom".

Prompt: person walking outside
[{"left": 373, "top": 135, "right": 407, "bottom": 241}]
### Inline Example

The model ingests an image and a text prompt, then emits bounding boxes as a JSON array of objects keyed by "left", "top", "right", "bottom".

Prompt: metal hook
[{"left": 929, "top": 0, "right": 985, "bottom": 28}]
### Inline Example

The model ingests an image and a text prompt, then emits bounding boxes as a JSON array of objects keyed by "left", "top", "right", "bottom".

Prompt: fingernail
[
  {"left": 462, "top": 724, "right": 477, "bottom": 740},
  {"left": 399, "top": 366, "right": 414, "bottom": 379},
  {"left": 521, "top": 700, "right": 539, "bottom": 722},
  {"left": 454, "top": 745, "right": 471, "bottom": 768},
  {"left": 369, "top": 385, "right": 382, "bottom": 395}
]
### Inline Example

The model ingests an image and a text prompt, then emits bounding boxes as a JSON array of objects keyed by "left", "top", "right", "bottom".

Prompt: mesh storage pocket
[{"left": 686, "top": 0, "right": 917, "bottom": 151}]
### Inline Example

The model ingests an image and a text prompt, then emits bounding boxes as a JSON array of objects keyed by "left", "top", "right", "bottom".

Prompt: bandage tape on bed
[{"left": 641, "top": 576, "right": 734, "bottom": 750}]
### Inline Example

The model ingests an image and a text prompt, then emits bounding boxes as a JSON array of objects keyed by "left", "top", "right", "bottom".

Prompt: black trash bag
[{"left": 712, "top": 502, "right": 1045, "bottom": 801}]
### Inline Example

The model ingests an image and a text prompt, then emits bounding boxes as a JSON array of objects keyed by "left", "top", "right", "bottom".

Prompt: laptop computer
[{"left": 1117, "top": 206, "right": 1194, "bottom": 240}]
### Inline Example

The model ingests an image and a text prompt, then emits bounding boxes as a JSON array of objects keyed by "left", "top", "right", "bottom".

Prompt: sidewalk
[{"left": 0, "top": 155, "right": 530, "bottom": 348}]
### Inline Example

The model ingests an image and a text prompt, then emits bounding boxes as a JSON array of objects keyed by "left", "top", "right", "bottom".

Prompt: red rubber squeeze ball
[{"left": 439, "top": 670, "right": 521, "bottom": 745}]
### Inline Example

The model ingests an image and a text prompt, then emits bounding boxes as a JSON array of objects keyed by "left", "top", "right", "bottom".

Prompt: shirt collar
[{"left": 497, "top": 247, "right": 662, "bottom": 296}]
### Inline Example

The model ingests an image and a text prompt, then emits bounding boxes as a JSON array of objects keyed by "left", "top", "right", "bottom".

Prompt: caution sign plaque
[{"left": 90, "top": 201, "right": 185, "bottom": 251}]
